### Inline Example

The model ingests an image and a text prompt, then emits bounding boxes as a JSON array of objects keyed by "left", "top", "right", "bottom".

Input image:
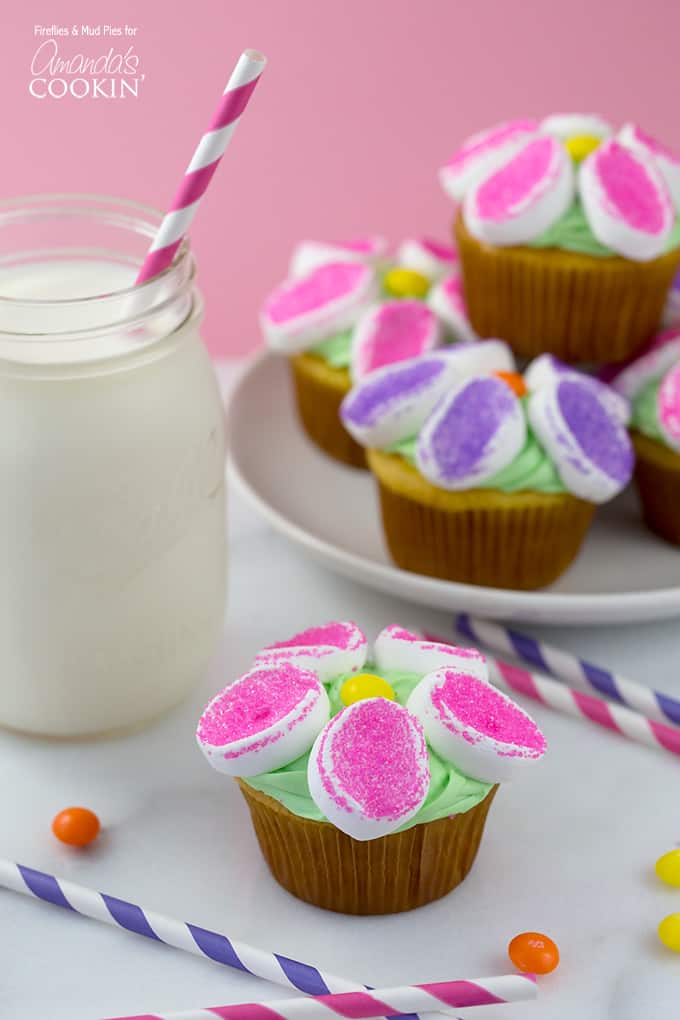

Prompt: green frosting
[
  {"left": 386, "top": 407, "right": 567, "bottom": 494},
  {"left": 310, "top": 328, "right": 353, "bottom": 368},
  {"left": 242, "top": 667, "right": 493, "bottom": 828},
  {"left": 529, "top": 198, "right": 680, "bottom": 258},
  {"left": 632, "top": 378, "right": 666, "bottom": 444}
]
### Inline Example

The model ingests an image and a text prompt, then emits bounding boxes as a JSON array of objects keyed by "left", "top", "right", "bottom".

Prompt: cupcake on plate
[
  {"left": 196, "top": 621, "right": 546, "bottom": 915},
  {"left": 608, "top": 326, "right": 680, "bottom": 544},
  {"left": 341, "top": 349, "right": 634, "bottom": 589},
  {"left": 439, "top": 115, "right": 680, "bottom": 363},
  {"left": 260, "top": 236, "right": 474, "bottom": 468}
]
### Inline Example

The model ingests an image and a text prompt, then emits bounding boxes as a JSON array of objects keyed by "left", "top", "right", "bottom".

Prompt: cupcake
[
  {"left": 260, "top": 236, "right": 474, "bottom": 468},
  {"left": 341, "top": 350, "right": 634, "bottom": 589},
  {"left": 196, "top": 621, "right": 546, "bottom": 915},
  {"left": 439, "top": 115, "right": 680, "bottom": 363},
  {"left": 608, "top": 327, "right": 680, "bottom": 543}
]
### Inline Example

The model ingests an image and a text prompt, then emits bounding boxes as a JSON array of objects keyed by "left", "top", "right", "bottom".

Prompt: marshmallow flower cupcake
[
  {"left": 260, "top": 236, "right": 473, "bottom": 468},
  {"left": 197, "top": 622, "right": 546, "bottom": 914},
  {"left": 608, "top": 327, "right": 680, "bottom": 544},
  {"left": 342, "top": 352, "right": 634, "bottom": 588},
  {"left": 440, "top": 116, "right": 680, "bottom": 362}
]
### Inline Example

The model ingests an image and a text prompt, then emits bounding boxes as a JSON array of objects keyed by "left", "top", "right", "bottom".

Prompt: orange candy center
[{"left": 493, "top": 370, "right": 527, "bottom": 397}]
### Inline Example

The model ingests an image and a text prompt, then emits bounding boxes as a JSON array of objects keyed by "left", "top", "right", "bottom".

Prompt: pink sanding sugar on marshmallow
[
  {"left": 289, "top": 237, "right": 387, "bottom": 278},
  {"left": 427, "top": 271, "right": 478, "bottom": 342},
  {"left": 307, "top": 698, "right": 430, "bottom": 840},
  {"left": 196, "top": 664, "right": 330, "bottom": 777},
  {"left": 254, "top": 621, "right": 368, "bottom": 684},
  {"left": 396, "top": 238, "right": 458, "bottom": 281},
  {"left": 464, "top": 135, "right": 575, "bottom": 246},
  {"left": 439, "top": 119, "right": 540, "bottom": 202},
  {"left": 658, "top": 362, "right": 680, "bottom": 452},
  {"left": 607, "top": 326, "right": 680, "bottom": 400},
  {"left": 350, "top": 300, "right": 442, "bottom": 380},
  {"left": 374, "top": 624, "right": 489, "bottom": 679},
  {"left": 407, "top": 664, "right": 546, "bottom": 783},
  {"left": 579, "top": 139, "right": 674, "bottom": 261},
  {"left": 619, "top": 123, "right": 680, "bottom": 211},
  {"left": 260, "top": 262, "right": 378, "bottom": 353}
]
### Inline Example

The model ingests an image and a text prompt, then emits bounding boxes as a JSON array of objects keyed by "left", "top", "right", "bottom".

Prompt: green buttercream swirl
[
  {"left": 242, "top": 667, "right": 493, "bottom": 828},
  {"left": 631, "top": 378, "right": 666, "bottom": 444},
  {"left": 529, "top": 198, "right": 680, "bottom": 258},
  {"left": 310, "top": 328, "right": 353, "bottom": 368}
]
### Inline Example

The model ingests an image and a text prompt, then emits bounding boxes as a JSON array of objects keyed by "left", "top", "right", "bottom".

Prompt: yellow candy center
[
  {"left": 565, "top": 134, "right": 601, "bottom": 163},
  {"left": 340, "top": 672, "right": 396, "bottom": 706},
  {"left": 383, "top": 267, "right": 430, "bottom": 299}
]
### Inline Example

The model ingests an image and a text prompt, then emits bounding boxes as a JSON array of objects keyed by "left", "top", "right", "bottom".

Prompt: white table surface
[{"left": 2, "top": 359, "right": 679, "bottom": 1020}]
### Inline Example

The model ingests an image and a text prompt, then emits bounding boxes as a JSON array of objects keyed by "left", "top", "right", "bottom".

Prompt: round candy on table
[
  {"left": 656, "top": 849, "right": 680, "bottom": 887},
  {"left": 52, "top": 807, "right": 100, "bottom": 847},
  {"left": 508, "top": 931, "right": 560, "bottom": 974},
  {"left": 658, "top": 914, "right": 680, "bottom": 952},
  {"left": 340, "top": 673, "right": 395, "bottom": 705}
]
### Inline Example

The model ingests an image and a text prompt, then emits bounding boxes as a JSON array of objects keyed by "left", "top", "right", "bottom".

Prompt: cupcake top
[
  {"left": 342, "top": 351, "right": 634, "bottom": 502},
  {"left": 608, "top": 327, "right": 680, "bottom": 453},
  {"left": 197, "top": 622, "right": 547, "bottom": 841},
  {"left": 259, "top": 236, "right": 478, "bottom": 375},
  {"left": 439, "top": 115, "right": 680, "bottom": 262}
]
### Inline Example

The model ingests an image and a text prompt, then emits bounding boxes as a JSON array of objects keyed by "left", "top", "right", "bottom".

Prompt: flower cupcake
[
  {"left": 608, "top": 326, "right": 680, "bottom": 543},
  {"left": 439, "top": 115, "right": 680, "bottom": 363},
  {"left": 341, "top": 352, "right": 634, "bottom": 589},
  {"left": 260, "top": 236, "right": 474, "bottom": 468},
  {"left": 197, "top": 621, "right": 546, "bottom": 914}
]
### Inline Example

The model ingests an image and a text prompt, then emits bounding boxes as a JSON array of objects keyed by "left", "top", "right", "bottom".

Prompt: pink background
[{"left": 4, "top": 0, "right": 679, "bottom": 357}]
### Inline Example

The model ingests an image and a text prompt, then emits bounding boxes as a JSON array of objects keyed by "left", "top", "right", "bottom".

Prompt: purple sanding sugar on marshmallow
[
  {"left": 342, "top": 358, "right": 446, "bottom": 428},
  {"left": 558, "top": 379, "right": 633, "bottom": 483}
]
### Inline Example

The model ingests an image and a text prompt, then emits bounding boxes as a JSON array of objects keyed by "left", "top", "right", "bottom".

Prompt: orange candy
[
  {"left": 508, "top": 931, "right": 560, "bottom": 974},
  {"left": 494, "top": 370, "right": 528, "bottom": 398},
  {"left": 52, "top": 807, "right": 101, "bottom": 847}
]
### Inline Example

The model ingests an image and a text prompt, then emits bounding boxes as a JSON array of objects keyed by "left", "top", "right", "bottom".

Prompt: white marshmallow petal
[
  {"left": 289, "top": 237, "right": 388, "bottom": 278},
  {"left": 439, "top": 119, "right": 540, "bottom": 201},
  {"left": 618, "top": 123, "right": 680, "bottom": 212},
  {"left": 374, "top": 624, "right": 488, "bottom": 679},
  {"left": 396, "top": 238, "right": 458, "bottom": 281},
  {"left": 540, "top": 113, "right": 612, "bottom": 141},
  {"left": 254, "top": 621, "right": 368, "bottom": 684},
  {"left": 350, "top": 300, "right": 442, "bottom": 380},
  {"left": 607, "top": 326, "right": 680, "bottom": 400},
  {"left": 427, "top": 271, "right": 478, "bottom": 342}
]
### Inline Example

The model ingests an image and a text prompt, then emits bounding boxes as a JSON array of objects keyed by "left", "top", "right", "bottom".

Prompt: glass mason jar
[{"left": 0, "top": 195, "right": 227, "bottom": 736}]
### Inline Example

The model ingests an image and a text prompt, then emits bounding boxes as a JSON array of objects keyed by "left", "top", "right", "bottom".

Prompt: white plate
[{"left": 228, "top": 351, "right": 680, "bottom": 625}]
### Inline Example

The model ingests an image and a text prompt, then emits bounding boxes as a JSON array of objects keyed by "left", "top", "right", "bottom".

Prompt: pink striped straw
[
  {"left": 136, "top": 48, "right": 266, "bottom": 285},
  {"left": 101, "top": 974, "right": 537, "bottom": 1020}
]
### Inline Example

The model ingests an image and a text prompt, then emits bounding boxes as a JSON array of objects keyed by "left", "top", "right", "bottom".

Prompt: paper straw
[
  {"left": 101, "top": 974, "right": 537, "bottom": 1020},
  {"left": 422, "top": 632, "right": 680, "bottom": 759},
  {"left": 0, "top": 861, "right": 451, "bottom": 1020},
  {"left": 135, "top": 48, "right": 266, "bottom": 285},
  {"left": 456, "top": 613, "right": 680, "bottom": 727}
]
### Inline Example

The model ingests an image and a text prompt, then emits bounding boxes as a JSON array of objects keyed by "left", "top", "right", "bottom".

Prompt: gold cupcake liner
[
  {"left": 367, "top": 449, "right": 595, "bottom": 590},
  {"left": 238, "top": 780, "right": 497, "bottom": 915},
  {"left": 454, "top": 214, "right": 680, "bottom": 364},
  {"left": 632, "top": 430, "right": 680, "bottom": 545},
  {"left": 289, "top": 353, "right": 367, "bottom": 469}
]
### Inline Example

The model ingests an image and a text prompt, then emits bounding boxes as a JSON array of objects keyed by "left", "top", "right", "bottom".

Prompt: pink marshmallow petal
[
  {"left": 254, "top": 621, "right": 368, "bottom": 684},
  {"left": 351, "top": 300, "right": 442, "bottom": 380},
  {"left": 407, "top": 665, "right": 546, "bottom": 783},
  {"left": 396, "top": 238, "right": 458, "bottom": 281},
  {"left": 416, "top": 375, "right": 526, "bottom": 490},
  {"left": 439, "top": 119, "right": 540, "bottom": 201},
  {"left": 427, "top": 271, "right": 478, "bottom": 342},
  {"left": 606, "top": 326, "right": 680, "bottom": 400},
  {"left": 307, "top": 698, "right": 430, "bottom": 841},
  {"left": 618, "top": 123, "right": 680, "bottom": 212},
  {"left": 260, "top": 262, "right": 379, "bottom": 353},
  {"left": 579, "top": 139, "right": 674, "bottom": 261},
  {"left": 464, "top": 135, "right": 575, "bottom": 246},
  {"left": 374, "top": 624, "right": 488, "bottom": 678},
  {"left": 658, "top": 362, "right": 680, "bottom": 452},
  {"left": 289, "top": 237, "right": 388, "bottom": 278},
  {"left": 196, "top": 664, "right": 330, "bottom": 777}
]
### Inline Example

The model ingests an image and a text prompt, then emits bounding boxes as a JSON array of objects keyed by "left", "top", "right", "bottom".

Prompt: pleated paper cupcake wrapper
[
  {"left": 289, "top": 353, "right": 367, "bottom": 469},
  {"left": 367, "top": 449, "right": 595, "bottom": 590},
  {"left": 454, "top": 214, "right": 680, "bottom": 364},
  {"left": 632, "top": 430, "right": 680, "bottom": 546},
  {"left": 238, "top": 780, "right": 497, "bottom": 915}
]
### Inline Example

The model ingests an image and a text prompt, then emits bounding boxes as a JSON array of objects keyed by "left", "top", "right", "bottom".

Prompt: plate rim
[{"left": 227, "top": 350, "right": 680, "bottom": 625}]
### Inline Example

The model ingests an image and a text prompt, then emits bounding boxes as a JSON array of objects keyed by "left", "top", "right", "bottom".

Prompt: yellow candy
[
  {"left": 340, "top": 672, "right": 395, "bottom": 706},
  {"left": 383, "top": 267, "right": 430, "bottom": 300},
  {"left": 565, "top": 134, "right": 601, "bottom": 163},
  {"left": 656, "top": 849, "right": 680, "bottom": 887},
  {"left": 658, "top": 914, "right": 680, "bottom": 952}
]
